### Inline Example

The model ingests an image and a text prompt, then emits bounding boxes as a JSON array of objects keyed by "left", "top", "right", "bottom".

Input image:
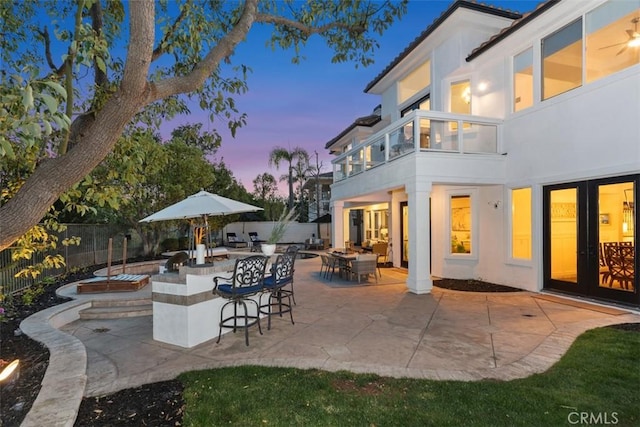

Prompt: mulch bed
[
  {"left": 433, "top": 278, "right": 523, "bottom": 292},
  {"left": 1, "top": 272, "right": 637, "bottom": 426}
]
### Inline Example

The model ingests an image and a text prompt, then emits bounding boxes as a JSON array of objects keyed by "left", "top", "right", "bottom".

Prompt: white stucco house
[{"left": 326, "top": 0, "right": 639, "bottom": 307}]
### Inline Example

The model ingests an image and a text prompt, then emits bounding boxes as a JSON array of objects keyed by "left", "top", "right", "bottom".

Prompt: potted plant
[{"left": 262, "top": 209, "right": 297, "bottom": 256}]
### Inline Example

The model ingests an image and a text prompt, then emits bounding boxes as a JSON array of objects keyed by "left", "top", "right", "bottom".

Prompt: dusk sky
[{"left": 159, "top": 0, "right": 541, "bottom": 195}]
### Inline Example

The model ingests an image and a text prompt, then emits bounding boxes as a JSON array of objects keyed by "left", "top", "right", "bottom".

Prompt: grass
[{"left": 179, "top": 327, "right": 639, "bottom": 426}]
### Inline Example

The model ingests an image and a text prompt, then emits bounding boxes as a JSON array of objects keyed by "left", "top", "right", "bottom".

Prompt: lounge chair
[
  {"left": 248, "top": 232, "right": 265, "bottom": 252},
  {"left": 226, "top": 232, "right": 248, "bottom": 248}
]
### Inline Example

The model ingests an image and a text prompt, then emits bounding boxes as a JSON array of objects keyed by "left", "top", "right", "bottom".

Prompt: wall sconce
[
  {"left": 0, "top": 359, "right": 20, "bottom": 383},
  {"left": 488, "top": 200, "right": 501, "bottom": 209}
]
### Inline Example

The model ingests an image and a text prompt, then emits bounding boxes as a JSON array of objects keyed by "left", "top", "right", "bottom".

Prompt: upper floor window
[
  {"left": 586, "top": 0, "right": 640, "bottom": 83},
  {"left": 513, "top": 48, "right": 533, "bottom": 112},
  {"left": 398, "top": 60, "right": 431, "bottom": 104},
  {"left": 450, "top": 80, "right": 471, "bottom": 114},
  {"left": 401, "top": 94, "right": 430, "bottom": 117},
  {"left": 542, "top": 19, "right": 583, "bottom": 100}
]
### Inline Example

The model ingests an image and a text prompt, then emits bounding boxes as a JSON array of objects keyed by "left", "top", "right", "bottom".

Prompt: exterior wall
[{"left": 329, "top": 0, "right": 638, "bottom": 295}]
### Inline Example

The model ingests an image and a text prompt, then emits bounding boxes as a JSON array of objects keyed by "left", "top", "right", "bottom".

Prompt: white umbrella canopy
[{"left": 139, "top": 190, "right": 263, "bottom": 223}]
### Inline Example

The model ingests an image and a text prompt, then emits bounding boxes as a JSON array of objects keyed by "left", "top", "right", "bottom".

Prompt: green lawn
[{"left": 179, "top": 327, "right": 639, "bottom": 426}]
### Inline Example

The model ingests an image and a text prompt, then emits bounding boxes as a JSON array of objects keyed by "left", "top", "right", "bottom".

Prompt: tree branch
[
  {"left": 146, "top": 0, "right": 259, "bottom": 102},
  {"left": 151, "top": 0, "right": 192, "bottom": 62},
  {"left": 254, "top": 12, "right": 365, "bottom": 36}
]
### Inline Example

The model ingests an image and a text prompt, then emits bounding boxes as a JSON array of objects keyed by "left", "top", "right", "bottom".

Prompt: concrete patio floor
[{"left": 20, "top": 254, "right": 640, "bottom": 426}]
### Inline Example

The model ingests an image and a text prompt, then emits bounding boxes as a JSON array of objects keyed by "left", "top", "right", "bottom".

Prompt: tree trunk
[{"left": 0, "top": 0, "right": 258, "bottom": 251}]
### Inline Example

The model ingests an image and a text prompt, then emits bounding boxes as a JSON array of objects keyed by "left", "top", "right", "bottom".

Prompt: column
[
  {"left": 331, "top": 201, "right": 345, "bottom": 251},
  {"left": 407, "top": 181, "right": 432, "bottom": 294}
]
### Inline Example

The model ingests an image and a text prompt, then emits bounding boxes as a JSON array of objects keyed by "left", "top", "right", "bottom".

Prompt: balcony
[{"left": 332, "top": 111, "right": 503, "bottom": 182}]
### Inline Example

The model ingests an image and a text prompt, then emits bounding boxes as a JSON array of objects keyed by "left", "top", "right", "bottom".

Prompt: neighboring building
[
  {"left": 302, "top": 171, "right": 333, "bottom": 223},
  {"left": 326, "top": 0, "right": 639, "bottom": 307}
]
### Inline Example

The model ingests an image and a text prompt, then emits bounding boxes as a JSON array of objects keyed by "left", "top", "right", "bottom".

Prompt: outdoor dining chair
[
  {"left": 212, "top": 255, "right": 268, "bottom": 346},
  {"left": 259, "top": 251, "right": 296, "bottom": 330},
  {"left": 349, "top": 254, "right": 379, "bottom": 284}
]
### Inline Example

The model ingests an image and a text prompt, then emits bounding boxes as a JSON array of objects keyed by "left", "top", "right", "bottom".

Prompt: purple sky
[{"left": 160, "top": 1, "right": 540, "bottom": 195}]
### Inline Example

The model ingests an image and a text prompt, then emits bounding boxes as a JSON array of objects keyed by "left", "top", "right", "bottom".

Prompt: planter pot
[
  {"left": 196, "top": 244, "right": 206, "bottom": 264},
  {"left": 261, "top": 243, "right": 276, "bottom": 256}
]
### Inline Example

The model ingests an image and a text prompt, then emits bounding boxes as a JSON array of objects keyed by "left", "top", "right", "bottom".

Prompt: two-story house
[{"left": 326, "top": 0, "right": 639, "bottom": 307}]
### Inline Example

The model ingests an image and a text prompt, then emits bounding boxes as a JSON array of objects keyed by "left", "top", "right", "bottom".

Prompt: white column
[
  {"left": 331, "top": 201, "right": 345, "bottom": 251},
  {"left": 390, "top": 191, "right": 402, "bottom": 267},
  {"left": 406, "top": 181, "right": 432, "bottom": 294}
]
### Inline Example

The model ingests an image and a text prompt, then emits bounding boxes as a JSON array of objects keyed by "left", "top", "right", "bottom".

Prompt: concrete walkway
[{"left": 20, "top": 255, "right": 640, "bottom": 426}]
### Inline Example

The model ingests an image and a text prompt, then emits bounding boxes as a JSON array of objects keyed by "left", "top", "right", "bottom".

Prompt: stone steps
[{"left": 79, "top": 298, "right": 152, "bottom": 320}]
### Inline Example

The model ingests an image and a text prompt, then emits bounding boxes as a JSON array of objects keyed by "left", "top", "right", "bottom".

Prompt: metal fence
[{"left": 0, "top": 224, "right": 144, "bottom": 296}]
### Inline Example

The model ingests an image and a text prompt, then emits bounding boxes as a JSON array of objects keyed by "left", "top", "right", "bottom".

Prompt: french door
[{"left": 543, "top": 175, "right": 638, "bottom": 305}]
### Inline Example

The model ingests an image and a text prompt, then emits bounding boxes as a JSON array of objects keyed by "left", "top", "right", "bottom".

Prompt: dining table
[{"left": 329, "top": 250, "right": 358, "bottom": 279}]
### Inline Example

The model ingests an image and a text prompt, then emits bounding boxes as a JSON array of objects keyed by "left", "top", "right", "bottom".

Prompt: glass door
[
  {"left": 401, "top": 202, "right": 408, "bottom": 268},
  {"left": 544, "top": 175, "right": 638, "bottom": 305}
]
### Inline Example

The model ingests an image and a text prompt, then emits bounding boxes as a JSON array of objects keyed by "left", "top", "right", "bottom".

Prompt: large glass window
[
  {"left": 511, "top": 188, "right": 532, "bottom": 260},
  {"left": 513, "top": 48, "right": 533, "bottom": 112},
  {"left": 399, "top": 60, "right": 431, "bottom": 104},
  {"left": 586, "top": 1, "right": 640, "bottom": 83},
  {"left": 451, "top": 195, "right": 471, "bottom": 254},
  {"left": 542, "top": 19, "right": 583, "bottom": 100}
]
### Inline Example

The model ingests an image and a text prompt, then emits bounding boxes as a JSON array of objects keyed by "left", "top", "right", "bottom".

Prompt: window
[
  {"left": 513, "top": 48, "right": 533, "bottom": 112},
  {"left": 586, "top": 1, "right": 640, "bottom": 83},
  {"left": 399, "top": 60, "right": 431, "bottom": 104},
  {"left": 366, "top": 209, "right": 389, "bottom": 241},
  {"left": 450, "top": 80, "right": 471, "bottom": 114},
  {"left": 542, "top": 19, "right": 583, "bottom": 100},
  {"left": 401, "top": 94, "right": 430, "bottom": 117},
  {"left": 511, "top": 188, "right": 532, "bottom": 260},
  {"left": 450, "top": 195, "right": 471, "bottom": 254}
]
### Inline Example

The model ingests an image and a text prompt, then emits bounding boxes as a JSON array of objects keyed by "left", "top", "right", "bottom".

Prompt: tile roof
[
  {"left": 364, "top": 0, "right": 523, "bottom": 93},
  {"left": 324, "top": 113, "right": 382, "bottom": 150},
  {"left": 466, "top": 0, "right": 560, "bottom": 62}
]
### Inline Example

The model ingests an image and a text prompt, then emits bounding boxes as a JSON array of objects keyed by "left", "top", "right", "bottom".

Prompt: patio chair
[
  {"left": 165, "top": 251, "right": 189, "bottom": 272},
  {"left": 372, "top": 242, "right": 388, "bottom": 274},
  {"left": 259, "top": 251, "right": 296, "bottom": 330},
  {"left": 248, "top": 232, "right": 265, "bottom": 252},
  {"left": 212, "top": 255, "right": 268, "bottom": 346},
  {"left": 283, "top": 245, "right": 299, "bottom": 304},
  {"left": 349, "top": 254, "right": 378, "bottom": 284},
  {"left": 226, "top": 232, "right": 248, "bottom": 248}
]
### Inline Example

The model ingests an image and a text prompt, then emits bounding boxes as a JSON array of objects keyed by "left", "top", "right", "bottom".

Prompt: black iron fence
[{"left": 0, "top": 224, "right": 144, "bottom": 296}]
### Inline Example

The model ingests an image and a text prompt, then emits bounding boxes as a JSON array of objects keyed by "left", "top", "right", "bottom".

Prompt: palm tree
[{"left": 268, "top": 146, "right": 309, "bottom": 211}]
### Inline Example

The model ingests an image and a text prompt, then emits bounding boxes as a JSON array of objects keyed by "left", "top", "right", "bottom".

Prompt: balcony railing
[{"left": 332, "top": 110, "right": 503, "bottom": 182}]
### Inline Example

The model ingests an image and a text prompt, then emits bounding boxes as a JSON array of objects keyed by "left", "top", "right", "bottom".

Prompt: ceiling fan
[{"left": 599, "top": 17, "right": 640, "bottom": 55}]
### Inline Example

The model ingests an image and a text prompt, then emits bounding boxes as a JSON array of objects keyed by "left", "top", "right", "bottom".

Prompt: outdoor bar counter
[{"left": 151, "top": 258, "right": 267, "bottom": 348}]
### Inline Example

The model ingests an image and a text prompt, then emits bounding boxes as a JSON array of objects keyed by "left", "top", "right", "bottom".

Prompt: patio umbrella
[
  {"left": 139, "top": 191, "right": 263, "bottom": 264},
  {"left": 139, "top": 190, "right": 263, "bottom": 222}
]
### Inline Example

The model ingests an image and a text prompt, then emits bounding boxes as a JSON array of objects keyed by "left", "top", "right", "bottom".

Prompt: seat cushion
[
  {"left": 263, "top": 275, "right": 292, "bottom": 289},
  {"left": 216, "top": 283, "right": 262, "bottom": 296}
]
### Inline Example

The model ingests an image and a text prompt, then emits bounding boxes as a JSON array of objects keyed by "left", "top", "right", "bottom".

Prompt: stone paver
[{"left": 19, "top": 255, "right": 640, "bottom": 426}]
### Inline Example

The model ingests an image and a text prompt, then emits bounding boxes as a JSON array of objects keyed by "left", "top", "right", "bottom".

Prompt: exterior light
[{"left": 0, "top": 359, "right": 20, "bottom": 382}]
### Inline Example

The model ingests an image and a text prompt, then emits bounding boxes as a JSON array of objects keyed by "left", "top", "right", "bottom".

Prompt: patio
[{"left": 19, "top": 253, "right": 640, "bottom": 426}]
